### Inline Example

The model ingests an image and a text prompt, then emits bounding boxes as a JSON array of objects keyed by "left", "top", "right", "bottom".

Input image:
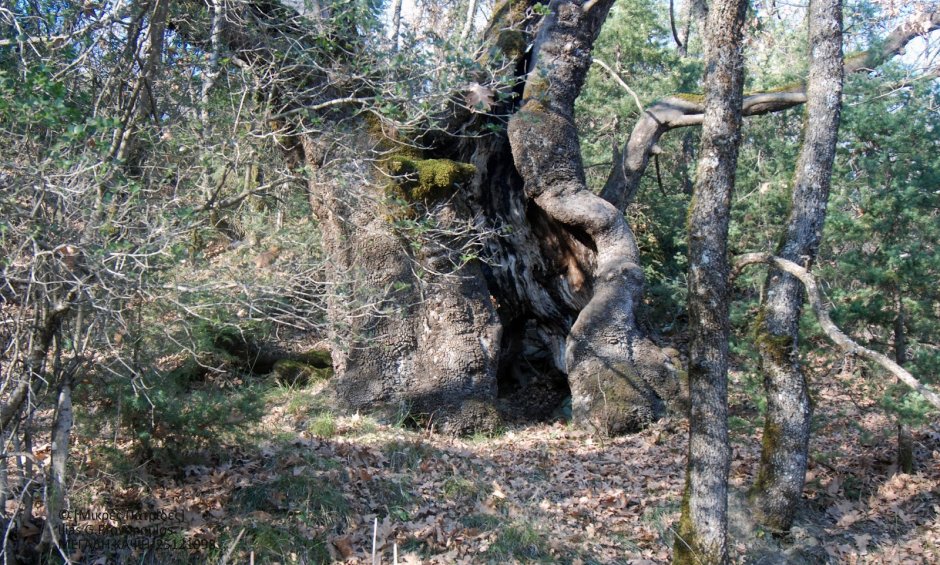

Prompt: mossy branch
[{"left": 733, "top": 253, "right": 940, "bottom": 411}]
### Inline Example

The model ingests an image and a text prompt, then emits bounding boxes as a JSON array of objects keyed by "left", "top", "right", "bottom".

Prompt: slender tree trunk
[
  {"left": 390, "top": 0, "right": 403, "bottom": 50},
  {"left": 749, "top": 0, "right": 843, "bottom": 533},
  {"left": 40, "top": 377, "right": 73, "bottom": 551},
  {"left": 674, "top": 0, "right": 748, "bottom": 562},
  {"left": 461, "top": 0, "right": 479, "bottom": 40},
  {"left": 895, "top": 288, "right": 914, "bottom": 473}
]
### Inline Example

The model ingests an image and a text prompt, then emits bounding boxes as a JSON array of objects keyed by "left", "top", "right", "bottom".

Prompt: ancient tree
[{"left": 252, "top": 0, "right": 684, "bottom": 434}]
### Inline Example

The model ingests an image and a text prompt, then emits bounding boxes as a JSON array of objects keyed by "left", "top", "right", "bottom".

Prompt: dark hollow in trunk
[{"left": 289, "top": 1, "right": 681, "bottom": 435}]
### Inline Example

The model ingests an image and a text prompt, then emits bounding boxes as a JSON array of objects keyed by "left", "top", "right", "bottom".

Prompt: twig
[
  {"left": 372, "top": 517, "right": 378, "bottom": 565},
  {"left": 592, "top": 58, "right": 646, "bottom": 117},
  {"left": 219, "top": 528, "right": 245, "bottom": 565}
]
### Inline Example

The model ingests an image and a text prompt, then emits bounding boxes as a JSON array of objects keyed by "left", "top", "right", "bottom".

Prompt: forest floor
[{"left": 55, "top": 365, "right": 940, "bottom": 564}]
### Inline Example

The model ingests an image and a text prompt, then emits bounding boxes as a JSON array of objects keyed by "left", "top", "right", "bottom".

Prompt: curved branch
[
  {"left": 599, "top": 89, "right": 808, "bottom": 209},
  {"left": 601, "top": 8, "right": 940, "bottom": 211},
  {"left": 669, "top": 0, "right": 683, "bottom": 51},
  {"left": 734, "top": 253, "right": 940, "bottom": 411},
  {"left": 848, "top": 10, "right": 940, "bottom": 72}
]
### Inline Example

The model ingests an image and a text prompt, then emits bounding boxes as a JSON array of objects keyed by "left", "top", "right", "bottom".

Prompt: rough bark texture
[
  {"left": 507, "top": 0, "right": 679, "bottom": 435},
  {"left": 215, "top": 0, "right": 682, "bottom": 434},
  {"left": 41, "top": 378, "right": 74, "bottom": 549},
  {"left": 895, "top": 290, "right": 914, "bottom": 473},
  {"left": 749, "top": 0, "right": 843, "bottom": 533},
  {"left": 301, "top": 137, "right": 504, "bottom": 435},
  {"left": 674, "top": 0, "right": 747, "bottom": 562}
]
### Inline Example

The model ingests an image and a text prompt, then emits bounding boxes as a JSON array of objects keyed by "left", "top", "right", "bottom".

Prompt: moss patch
[
  {"left": 297, "top": 348, "right": 332, "bottom": 368},
  {"left": 745, "top": 80, "right": 807, "bottom": 97},
  {"left": 270, "top": 359, "right": 332, "bottom": 387},
  {"left": 522, "top": 74, "right": 550, "bottom": 103},
  {"left": 496, "top": 29, "right": 527, "bottom": 60},
  {"left": 753, "top": 308, "right": 795, "bottom": 366},
  {"left": 581, "top": 362, "right": 658, "bottom": 436},
  {"left": 484, "top": 0, "right": 530, "bottom": 39},
  {"left": 386, "top": 157, "right": 476, "bottom": 202},
  {"left": 673, "top": 92, "right": 705, "bottom": 104}
]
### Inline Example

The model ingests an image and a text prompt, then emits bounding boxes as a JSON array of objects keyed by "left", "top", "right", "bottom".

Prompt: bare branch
[
  {"left": 592, "top": 58, "right": 645, "bottom": 116},
  {"left": 601, "top": 7, "right": 940, "bottom": 211},
  {"left": 734, "top": 253, "right": 940, "bottom": 411}
]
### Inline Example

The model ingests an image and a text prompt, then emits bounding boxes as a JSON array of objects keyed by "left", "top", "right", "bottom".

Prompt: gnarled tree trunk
[
  {"left": 506, "top": 0, "right": 679, "bottom": 435},
  {"left": 293, "top": 0, "right": 679, "bottom": 435}
]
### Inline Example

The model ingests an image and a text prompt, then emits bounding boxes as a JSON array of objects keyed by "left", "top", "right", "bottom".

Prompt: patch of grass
[
  {"left": 469, "top": 427, "right": 506, "bottom": 442},
  {"left": 729, "top": 415, "right": 755, "bottom": 435},
  {"left": 92, "top": 445, "right": 145, "bottom": 487},
  {"left": 308, "top": 412, "right": 336, "bottom": 438},
  {"left": 642, "top": 500, "right": 681, "bottom": 543},
  {"left": 388, "top": 402, "right": 435, "bottom": 431},
  {"left": 344, "top": 414, "right": 380, "bottom": 436},
  {"left": 609, "top": 531, "right": 642, "bottom": 553},
  {"left": 283, "top": 388, "right": 328, "bottom": 418},
  {"left": 486, "top": 521, "right": 551, "bottom": 562},
  {"left": 459, "top": 513, "right": 502, "bottom": 531},
  {"left": 369, "top": 476, "right": 415, "bottom": 519},
  {"left": 442, "top": 476, "right": 482, "bottom": 501},
  {"left": 233, "top": 474, "right": 349, "bottom": 528},
  {"left": 383, "top": 439, "right": 436, "bottom": 472},
  {"left": 215, "top": 522, "right": 331, "bottom": 564},
  {"left": 398, "top": 537, "right": 431, "bottom": 557}
]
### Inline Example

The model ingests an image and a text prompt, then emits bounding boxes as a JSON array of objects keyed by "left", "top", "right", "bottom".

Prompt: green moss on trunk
[
  {"left": 673, "top": 477, "right": 727, "bottom": 565},
  {"left": 753, "top": 307, "right": 795, "bottom": 366},
  {"left": 496, "top": 29, "right": 527, "bottom": 59},
  {"left": 385, "top": 157, "right": 476, "bottom": 202}
]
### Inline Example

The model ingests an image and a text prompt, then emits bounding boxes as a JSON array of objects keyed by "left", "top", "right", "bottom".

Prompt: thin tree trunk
[
  {"left": 749, "top": 0, "right": 843, "bottom": 533},
  {"left": 200, "top": 0, "right": 224, "bottom": 130},
  {"left": 895, "top": 289, "right": 914, "bottom": 473},
  {"left": 40, "top": 377, "right": 73, "bottom": 552},
  {"left": 461, "top": 0, "right": 479, "bottom": 40},
  {"left": 674, "top": 0, "right": 748, "bottom": 562},
  {"left": 390, "top": 0, "right": 403, "bottom": 50}
]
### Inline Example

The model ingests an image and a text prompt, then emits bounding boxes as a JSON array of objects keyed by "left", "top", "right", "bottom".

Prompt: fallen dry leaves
[{"left": 48, "top": 363, "right": 940, "bottom": 564}]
